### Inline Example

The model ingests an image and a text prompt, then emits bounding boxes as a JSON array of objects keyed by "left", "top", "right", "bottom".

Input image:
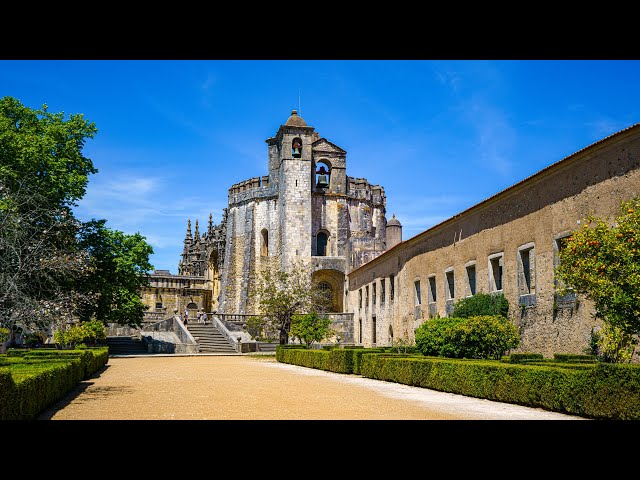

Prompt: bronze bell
[{"left": 316, "top": 174, "right": 329, "bottom": 189}]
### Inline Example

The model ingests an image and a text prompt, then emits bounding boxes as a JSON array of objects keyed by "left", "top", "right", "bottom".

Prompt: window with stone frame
[
  {"left": 445, "top": 269, "right": 455, "bottom": 301},
  {"left": 488, "top": 253, "right": 504, "bottom": 292},
  {"left": 414, "top": 280, "right": 422, "bottom": 305},
  {"left": 518, "top": 244, "right": 536, "bottom": 296},
  {"left": 365, "top": 285, "right": 369, "bottom": 310},
  {"left": 372, "top": 315, "right": 377, "bottom": 345},
  {"left": 316, "top": 231, "right": 328, "bottom": 256},
  {"left": 428, "top": 275, "right": 437, "bottom": 303},
  {"left": 553, "top": 234, "right": 576, "bottom": 308},
  {"left": 380, "top": 278, "right": 386, "bottom": 306},
  {"left": 261, "top": 229, "right": 268, "bottom": 256},
  {"left": 465, "top": 262, "right": 477, "bottom": 296}
]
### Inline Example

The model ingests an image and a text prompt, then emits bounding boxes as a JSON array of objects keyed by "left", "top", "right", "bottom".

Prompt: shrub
[
  {"left": 415, "top": 315, "right": 520, "bottom": 359},
  {"left": 53, "top": 321, "right": 107, "bottom": 349},
  {"left": 451, "top": 292, "right": 509, "bottom": 318}
]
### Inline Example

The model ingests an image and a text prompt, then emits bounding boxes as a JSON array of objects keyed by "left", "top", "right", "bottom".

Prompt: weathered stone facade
[
  {"left": 139, "top": 270, "right": 211, "bottom": 325},
  {"left": 141, "top": 111, "right": 392, "bottom": 343},
  {"left": 217, "top": 110, "right": 389, "bottom": 323},
  {"left": 347, "top": 123, "right": 640, "bottom": 357}
]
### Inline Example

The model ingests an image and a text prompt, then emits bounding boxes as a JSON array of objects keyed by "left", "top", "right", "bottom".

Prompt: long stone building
[
  {"left": 347, "top": 122, "right": 640, "bottom": 357},
  {"left": 141, "top": 112, "right": 640, "bottom": 357}
]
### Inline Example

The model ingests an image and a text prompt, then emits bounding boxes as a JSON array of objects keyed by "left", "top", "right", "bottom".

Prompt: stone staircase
[
  {"left": 106, "top": 335, "right": 148, "bottom": 355},
  {"left": 186, "top": 322, "right": 236, "bottom": 353}
]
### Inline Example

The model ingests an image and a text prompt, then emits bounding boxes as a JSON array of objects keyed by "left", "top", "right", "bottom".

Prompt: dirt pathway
[{"left": 37, "top": 355, "right": 586, "bottom": 420}]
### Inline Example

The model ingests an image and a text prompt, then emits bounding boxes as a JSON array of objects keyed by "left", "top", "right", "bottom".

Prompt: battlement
[
  {"left": 228, "top": 175, "right": 277, "bottom": 205},
  {"left": 347, "top": 176, "right": 386, "bottom": 206}
]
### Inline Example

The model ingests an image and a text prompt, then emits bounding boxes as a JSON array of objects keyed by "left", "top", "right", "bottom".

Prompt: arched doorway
[
  {"left": 311, "top": 269, "right": 345, "bottom": 312},
  {"left": 186, "top": 302, "right": 198, "bottom": 320}
]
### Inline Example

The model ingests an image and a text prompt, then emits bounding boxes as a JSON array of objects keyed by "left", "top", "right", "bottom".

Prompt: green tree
[
  {"left": 0, "top": 96, "right": 98, "bottom": 210},
  {"left": 0, "top": 97, "right": 152, "bottom": 338},
  {"left": 77, "top": 219, "right": 153, "bottom": 327},
  {"left": 253, "top": 259, "right": 331, "bottom": 344},
  {"left": 0, "top": 178, "right": 94, "bottom": 338},
  {"left": 556, "top": 198, "right": 640, "bottom": 339},
  {"left": 451, "top": 292, "right": 509, "bottom": 318},
  {"left": 290, "top": 311, "right": 333, "bottom": 347},
  {"left": 0, "top": 96, "right": 98, "bottom": 339}
]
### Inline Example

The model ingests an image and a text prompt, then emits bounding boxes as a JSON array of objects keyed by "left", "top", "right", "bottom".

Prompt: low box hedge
[
  {"left": 0, "top": 347, "right": 109, "bottom": 420},
  {"left": 274, "top": 345, "right": 640, "bottom": 419}
]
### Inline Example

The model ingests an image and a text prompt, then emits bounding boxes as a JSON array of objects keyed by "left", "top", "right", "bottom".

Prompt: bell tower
[{"left": 275, "top": 110, "right": 317, "bottom": 268}]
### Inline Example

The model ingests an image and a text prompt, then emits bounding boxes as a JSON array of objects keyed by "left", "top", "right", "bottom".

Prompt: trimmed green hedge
[
  {"left": 359, "top": 354, "right": 640, "bottom": 419},
  {"left": 275, "top": 345, "right": 640, "bottom": 419},
  {"left": 276, "top": 345, "right": 388, "bottom": 374},
  {"left": 503, "top": 353, "right": 544, "bottom": 363},
  {"left": 0, "top": 347, "right": 109, "bottom": 420},
  {"left": 275, "top": 344, "right": 308, "bottom": 362},
  {"left": 553, "top": 353, "right": 597, "bottom": 363}
]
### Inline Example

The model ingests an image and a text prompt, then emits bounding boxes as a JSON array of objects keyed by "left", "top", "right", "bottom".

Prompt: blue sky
[{"left": 1, "top": 60, "right": 639, "bottom": 273}]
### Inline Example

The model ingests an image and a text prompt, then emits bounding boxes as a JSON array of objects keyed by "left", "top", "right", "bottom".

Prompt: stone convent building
[
  {"left": 347, "top": 122, "right": 640, "bottom": 357},
  {"left": 141, "top": 110, "right": 400, "bottom": 339},
  {"left": 141, "top": 112, "right": 640, "bottom": 358}
]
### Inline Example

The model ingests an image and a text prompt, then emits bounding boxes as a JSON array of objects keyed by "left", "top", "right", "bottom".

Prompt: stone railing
[
  {"left": 210, "top": 314, "right": 253, "bottom": 352},
  {"left": 140, "top": 315, "right": 199, "bottom": 354},
  {"left": 217, "top": 312, "right": 355, "bottom": 346}
]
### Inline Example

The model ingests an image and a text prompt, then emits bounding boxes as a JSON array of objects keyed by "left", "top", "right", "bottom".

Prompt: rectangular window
[
  {"left": 428, "top": 276, "right": 437, "bottom": 303},
  {"left": 389, "top": 274, "right": 395, "bottom": 302},
  {"left": 373, "top": 282, "right": 377, "bottom": 306},
  {"left": 489, "top": 253, "right": 504, "bottom": 292},
  {"left": 554, "top": 234, "right": 576, "bottom": 308},
  {"left": 359, "top": 288, "right": 362, "bottom": 309},
  {"left": 518, "top": 245, "right": 535, "bottom": 295},
  {"left": 372, "top": 315, "right": 377, "bottom": 345},
  {"left": 155, "top": 302, "right": 163, "bottom": 310},
  {"left": 465, "top": 263, "right": 476, "bottom": 296},
  {"left": 445, "top": 270, "right": 455, "bottom": 300},
  {"left": 380, "top": 278, "right": 386, "bottom": 306},
  {"left": 414, "top": 280, "right": 422, "bottom": 305},
  {"left": 365, "top": 285, "right": 369, "bottom": 309},
  {"left": 358, "top": 318, "right": 362, "bottom": 343}
]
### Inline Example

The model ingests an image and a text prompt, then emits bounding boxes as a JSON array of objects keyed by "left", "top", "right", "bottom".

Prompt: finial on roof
[{"left": 285, "top": 109, "right": 307, "bottom": 127}]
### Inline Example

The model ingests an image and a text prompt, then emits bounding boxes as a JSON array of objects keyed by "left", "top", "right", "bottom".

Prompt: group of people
[{"left": 182, "top": 308, "right": 208, "bottom": 325}]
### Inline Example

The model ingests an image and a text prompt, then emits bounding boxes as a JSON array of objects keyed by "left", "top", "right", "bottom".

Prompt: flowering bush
[{"left": 556, "top": 197, "right": 640, "bottom": 340}]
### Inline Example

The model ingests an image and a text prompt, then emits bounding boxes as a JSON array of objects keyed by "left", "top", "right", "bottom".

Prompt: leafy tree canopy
[
  {"left": 290, "top": 311, "right": 333, "bottom": 347},
  {"left": 0, "top": 96, "right": 98, "bottom": 210},
  {"left": 77, "top": 219, "right": 153, "bottom": 326},
  {"left": 556, "top": 198, "right": 640, "bottom": 337},
  {"left": 253, "top": 260, "right": 331, "bottom": 344}
]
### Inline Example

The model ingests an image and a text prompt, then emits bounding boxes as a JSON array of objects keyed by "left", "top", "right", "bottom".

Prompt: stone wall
[{"left": 347, "top": 124, "right": 640, "bottom": 357}]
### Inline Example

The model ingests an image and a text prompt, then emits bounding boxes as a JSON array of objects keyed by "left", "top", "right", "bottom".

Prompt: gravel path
[{"left": 37, "top": 354, "right": 587, "bottom": 420}]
